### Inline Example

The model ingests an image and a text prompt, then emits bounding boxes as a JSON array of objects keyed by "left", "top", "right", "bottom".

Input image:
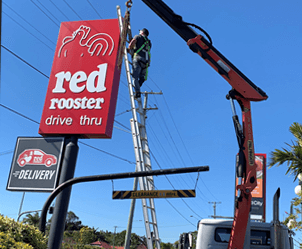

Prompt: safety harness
[{"left": 134, "top": 35, "right": 151, "bottom": 80}]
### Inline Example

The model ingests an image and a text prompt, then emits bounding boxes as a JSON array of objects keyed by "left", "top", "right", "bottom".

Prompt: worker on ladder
[{"left": 128, "top": 28, "right": 152, "bottom": 99}]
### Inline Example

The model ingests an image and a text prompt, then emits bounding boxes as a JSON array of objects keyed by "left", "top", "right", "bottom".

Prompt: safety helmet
[{"left": 140, "top": 28, "right": 149, "bottom": 37}]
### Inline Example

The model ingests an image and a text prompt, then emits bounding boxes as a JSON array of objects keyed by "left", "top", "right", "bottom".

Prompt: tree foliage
[
  {"left": 65, "top": 211, "right": 83, "bottom": 231},
  {"left": 22, "top": 212, "right": 40, "bottom": 227},
  {"left": 269, "top": 122, "right": 302, "bottom": 180},
  {"left": 0, "top": 215, "right": 47, "bottom": 248},
  {"left": 269, "top": 122, "right": 302, "bottom": 247}
]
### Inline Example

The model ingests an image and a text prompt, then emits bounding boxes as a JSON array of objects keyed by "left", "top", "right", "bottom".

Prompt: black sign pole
[{"left": 47, "top": 136, "right": 79, "bottom": 249}]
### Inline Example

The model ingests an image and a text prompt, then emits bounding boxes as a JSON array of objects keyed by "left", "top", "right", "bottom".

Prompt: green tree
[
  {"left": 22, "top": 212, "right": 40, "bottom": 227},
  {"left": 269, "top": 122, "right": 302, "bottom": 234},
  {"left": 65, "top": 211, "right": 83, "bottom": 231},
  {"left": 160, "top": 242, "right": 174, "bottom": 249},
  {"left": 269, "top": 122, "right": 302, "bottom": 179},
  {"left": 0, "top": 215, "right": 47, "bottom": 248}
]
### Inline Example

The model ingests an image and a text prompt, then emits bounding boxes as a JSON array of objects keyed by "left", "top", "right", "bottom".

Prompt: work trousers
[{"left": 132, "top": 56, "right": 147, "bottom": 93}]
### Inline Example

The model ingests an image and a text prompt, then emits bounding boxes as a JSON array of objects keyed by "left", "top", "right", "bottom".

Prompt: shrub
[{"left": 0, "top": 215, "right": 47, "bottom": 249}]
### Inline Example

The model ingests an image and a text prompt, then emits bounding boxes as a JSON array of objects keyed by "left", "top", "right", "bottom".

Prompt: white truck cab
[
  {"left": 179, "top": 189, "right": 294, "bottom": 249},
  {"left": 195, "top": 218, "right": 293, "bottom": 249}
]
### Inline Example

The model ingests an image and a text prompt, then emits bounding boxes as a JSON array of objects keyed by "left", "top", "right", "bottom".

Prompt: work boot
[{"left": 135, "top": 92, "right": 141, "bottom": 99}]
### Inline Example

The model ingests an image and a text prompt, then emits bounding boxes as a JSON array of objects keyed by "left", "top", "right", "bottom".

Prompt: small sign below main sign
[
  {"left": 6, "top": 137, "right": 65, "bottom": 192},
  {"left": 112, "top": 190, "right": 196, "bottom": 199}
]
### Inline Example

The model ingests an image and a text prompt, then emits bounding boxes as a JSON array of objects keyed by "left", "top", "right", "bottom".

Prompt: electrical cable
[
  {"left": 49, "top": 0, "right": 70, "bottom": 21},
  {"left": 36, "top": 0, "right": 61, "bottom": 24},
  {"left": 161, "top": 95, "right": 219, "bottom": 201},
  {"left": 1, "top": 45, "right": 49, "bottom": 79},
  {"left": 150, "top": 149, "right": 204, "bottom": 218},
  {"left": 0, "top": 103, "right": 40, "bottom": 125},
  {"left": 2, "top": 12, "right": 54, "bottom": 51},
  {"left": 30, "top": 0, "right": 60, "bottom": 27},
  {"left": 3, "top": 1, "right": 56, "bottom": 46},
  {"left": 0, "top": 150, "right": 14, "bottom": 156},
  {"left": 63, "top": 0, "right": 82, "bottom": 20},
  {"left": 86, "top": 0, "right": 103, "bottom": 19}
]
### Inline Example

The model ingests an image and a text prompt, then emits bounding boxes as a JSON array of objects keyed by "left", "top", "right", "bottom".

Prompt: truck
[
  {"left": 195, "top": 218, "right": 292, "bottom": 249},
  {"left": 179, "top": 188, "right": 294, "bottom": 249}
]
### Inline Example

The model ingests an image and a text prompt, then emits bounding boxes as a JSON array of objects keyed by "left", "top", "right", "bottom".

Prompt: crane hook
[{"left": 126, "top": 0, "right": 133, "bottom": 10}]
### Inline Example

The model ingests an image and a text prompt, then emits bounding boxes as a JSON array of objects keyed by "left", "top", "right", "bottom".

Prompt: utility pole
[
  {"left": 113, "top": 226, "right": 118, "bottom": 249},
  {"left": 208, "top": 201, "right": 221, "bottom": 218}
]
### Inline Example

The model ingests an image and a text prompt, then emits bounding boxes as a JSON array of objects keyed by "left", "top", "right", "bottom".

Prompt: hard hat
[{"left": 140, "top": 28, "right": 149, "bottom": 37}]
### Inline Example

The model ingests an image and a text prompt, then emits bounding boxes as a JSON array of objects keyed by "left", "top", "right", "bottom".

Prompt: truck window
[
  {"left": 214, "top": 228, "right": 270, "bottom": 245},
  {"left": 251, "top": 230, "right": 270, "bottom": 245},
  {"left": 215, "top": 228, "right": 231, "bottom": 243}
]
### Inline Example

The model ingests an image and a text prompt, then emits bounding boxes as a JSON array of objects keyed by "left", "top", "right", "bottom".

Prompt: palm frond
[{"left": 290, "top": 122, "right": 302, "bottom": 147}]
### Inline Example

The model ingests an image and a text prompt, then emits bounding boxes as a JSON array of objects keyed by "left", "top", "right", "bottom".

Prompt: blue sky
[{"left": 1, "top": 0, "right": 302, "bottom": 246}]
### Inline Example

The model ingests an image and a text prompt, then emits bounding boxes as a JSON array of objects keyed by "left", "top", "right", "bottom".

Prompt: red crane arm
[{"left": 140, "top": 1, "right": 268, "bottom": 248}]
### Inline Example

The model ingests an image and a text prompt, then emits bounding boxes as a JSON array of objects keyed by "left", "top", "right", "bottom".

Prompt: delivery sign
[{"left": 39, "top": 19, "right": 121, "bottom": 138}]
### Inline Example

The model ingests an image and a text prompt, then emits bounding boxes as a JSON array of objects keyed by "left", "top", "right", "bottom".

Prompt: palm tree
[
  {"left": 269, "top": 122, "right": 302, "bottom": 180},
  {"left": 22, "top": 212, "right": 40, "bottom": 227}
]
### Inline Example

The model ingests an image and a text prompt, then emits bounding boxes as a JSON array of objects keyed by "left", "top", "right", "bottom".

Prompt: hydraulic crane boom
[{"left": 140, "top": 1, "right": 268, "bottom": 248}]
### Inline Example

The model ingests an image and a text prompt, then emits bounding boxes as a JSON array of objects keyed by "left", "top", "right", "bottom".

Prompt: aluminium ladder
[{"left": 117, "top": 6, "right": 161, "bottom": 249}]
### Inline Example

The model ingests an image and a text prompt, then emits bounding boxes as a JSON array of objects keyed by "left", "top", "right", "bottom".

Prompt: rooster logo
[{"left": 58, "top": 25, "right": 115, "bottom": 58}]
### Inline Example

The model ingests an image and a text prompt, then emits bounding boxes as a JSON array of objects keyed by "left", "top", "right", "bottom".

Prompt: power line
[
  {"left": 150, "top": 149, "right": 204, "bottom": 219},
  {"left": 2, "top": 12, "right": 54, "bottom": 51},
  {"left": 1, "top": 45, "right": 49, "bottom": 79},
  {"left": 79, "top": 141, "right": 135, "bottom": 165},
  {"left": 30, "top": 0, "right": 59, "bottom": 27},
  {"left": 0, "top": 103, "right": 40, "bottom": 125},
  {"left": 49, "top": 0, "right": 70, "bottom": 21},
  {"left": 36, "top": 0, "right": 61, "bottom": 24},
  {"left": 63, "top": 0, "right": 82, "bottom": 20},
  {"left": 3, "top": 1, "right": 56, "bottom": 46},
  {"left": 161, "top": 95, "right": 219, "bottom": 201},
  {"left": 86, "top": 0, "right": 103, "bottom": 19},
  {"left": 0, "top": 150, "right": 14, "bottom": 156}
]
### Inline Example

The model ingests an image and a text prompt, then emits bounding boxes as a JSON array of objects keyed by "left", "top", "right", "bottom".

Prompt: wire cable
[
  {"left": 30, "top": 0, "right": 60, "bottom": 27},
  {"left": 1, "top": 45, "right": 49, "bottom": 79},
  {"left": 86, "top": 0, "right": 103, "bottom": 19},
  {"left": 3, "top": 1, "right": 56, "bottom": 46},
  {"left": 0, "top": 103, "right": 40, "bottom": 125},
  {"left": 150, "top": 149, "right": 204, "bottom": 218},
  {"left": 36, "top": 0, "right": 61, "bottom": 24},
  {"left": 2, "top": 12, "right": 54, "bottom": 51},
  {"left": 63, "top": 0, "right": 82, "bottom": 20},
  {"left": 49, "top": 0, "right": 70, "bottom": 21}
]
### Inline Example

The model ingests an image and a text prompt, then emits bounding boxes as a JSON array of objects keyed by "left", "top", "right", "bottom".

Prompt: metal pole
[
  {"left": 113, "top": 226, "right": 117, "bottom": 249},
  {"left": 18, "top": 192, "right": 25, "bottom": 218},
  {"left": 47, "top": 136, "right": 79, "bottom": 249},
  {"left": 124, "top": 177, "right": 139, "bottom": 249},
  {"left": 17, "top": 209, "right": 41, "bottom": 222}
]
